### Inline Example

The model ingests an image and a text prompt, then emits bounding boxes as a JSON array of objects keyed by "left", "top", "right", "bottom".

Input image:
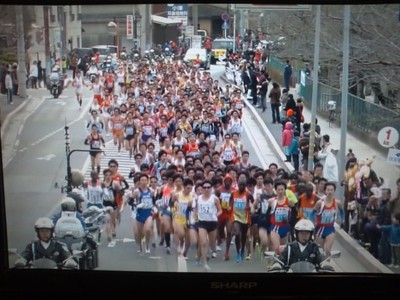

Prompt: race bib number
[
  {"left": 321, "top": 210, "right": 335, "bottom": 224},
  {"left": 159, "top": 127, "right": 168, "bottom": 137},
  {"left": 261, "top": 201, "right": 268, "bottom": 214},
  {"left": 198, "top": 203, "right": 211, "bottom": 214},
  {"left": 143, "top": 125, "right": 152, "bottom": 136},
  {"left": 223, "top": 148, "right": 234, "bottom": 161},
  {"left": 220, "top": 192, "right": 230, "bottom": 209},
  {"left": 125, "top": 126, "right": 134, "bottom": 135},
  {"left": 91, "top": 140, "right": 100, "bottom": 149},
  {"left": 275, "top": 207, "right": 289, "bottom": 222},
  {"left": 141, "top": 195, "right": 153, "bottom": 209},
  {"left": 114, "top": 122, "right": 123, "bottom": 130},
  {"left": 178, "top": 202, "right": 188, "bottom": 217},
  {"left": 234, "top": 198, "right": 245, "bottom": 210}
]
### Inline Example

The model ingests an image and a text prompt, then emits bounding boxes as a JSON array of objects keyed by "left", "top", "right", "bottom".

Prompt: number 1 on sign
[{"left": 386, "top": 129, "right": 391, "bottom": 141}]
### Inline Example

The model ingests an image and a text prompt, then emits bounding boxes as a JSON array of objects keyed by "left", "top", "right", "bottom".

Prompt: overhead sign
[
  {"left": 233, "top": 4, "right": 311, "bottom": 10},
  {"left": 378, "top": 126, "right": 399, "bottom": 148},
  {"left": 126, "top": 15, "right": 133, "bottom": 40},
  {"left": 387, "top": 148, "right": 400, "bottom": 166},
  {"left": 167, "top": 4, "right": 188, "bottom": 27}
]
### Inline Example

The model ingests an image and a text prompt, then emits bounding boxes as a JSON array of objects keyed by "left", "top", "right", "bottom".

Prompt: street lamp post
[{"left": 108, "top": 21, "right": 119, "bottom": 58}]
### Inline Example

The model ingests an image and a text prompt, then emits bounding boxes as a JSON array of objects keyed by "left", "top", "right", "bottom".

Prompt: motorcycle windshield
[
  {"left": 31, "top": 258, "right": 58, "bottom": 269},
  {"left": 290, "top": 261, "right": 316, "bottom": 273}
]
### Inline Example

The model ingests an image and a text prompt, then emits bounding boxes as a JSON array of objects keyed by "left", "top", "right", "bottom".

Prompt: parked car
[
  {"left": 68, "top": 48, "right": 94, "bottom": 71},
  {"left": 183, "top": 48, "right": 210, "bottom": 70}
]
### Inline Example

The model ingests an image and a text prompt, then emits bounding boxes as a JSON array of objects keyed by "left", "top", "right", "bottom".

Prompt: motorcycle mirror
[
  {"left": 8, "top": 248, "right": 18, "bottom": 255},
  {"left": 263, "top": 251, "right": 275, "bottom": 257},
  {"left": 72, "top": 250, "right": 84, "bottom": 258},
  {"left": 330, "top": 250, "right": 341, "bottom": 259}
]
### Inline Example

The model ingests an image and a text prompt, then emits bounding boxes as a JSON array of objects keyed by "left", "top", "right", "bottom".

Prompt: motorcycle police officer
[
  {"left": 269, "top": 219, "right": 333, "bottom": 271},
  {"left": 14, "top": 217, "right": 78, "bottom": 269}
]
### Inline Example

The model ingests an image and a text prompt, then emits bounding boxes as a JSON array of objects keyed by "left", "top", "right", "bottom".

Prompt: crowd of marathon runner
[{"left": 62, "top": 46, "right": 400, "bottom": 271}]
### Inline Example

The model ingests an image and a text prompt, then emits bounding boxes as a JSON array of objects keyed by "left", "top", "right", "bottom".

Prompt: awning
[{"left": 151, "top": 15, "right": 182, "bottom": 26}]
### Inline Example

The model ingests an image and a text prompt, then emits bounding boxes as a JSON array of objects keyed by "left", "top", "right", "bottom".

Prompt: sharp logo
[{"left": 210, "top": 282, "right": 258, "bottom": 289}]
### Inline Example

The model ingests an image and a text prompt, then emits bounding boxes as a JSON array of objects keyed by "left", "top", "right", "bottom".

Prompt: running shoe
[
  {"left": 145, "top": 248, "right": 150, "bottom": 254},
  {"left": 240, "top": 250, "right": 245, "bottom": 261},
  {"left": 224, "top": 253, "right": 230, "bottom": 261},
  {"left": 152, "top": 242, "right": 156, "bottom": 248},
  {"left": 236, "top": 253, "right": 241, "bottom": 263},
  {"left": 204, "top": 264, "right": 211, "bottom": 272},
  {"left": 166, "top": 247, "right": 171, "bottom": 255},
  {"left": 216, "top": 245, "right": 222, "bottom": 252},
  {"left": 245, "top": 253, "right": 252, "bottom": 260},
  {"left": 211, "top": 252, "right": 217, "bottom": 258}
]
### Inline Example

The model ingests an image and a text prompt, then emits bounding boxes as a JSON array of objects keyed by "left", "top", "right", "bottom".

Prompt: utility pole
[
  {"left": 307, "top": 5, "right": 321, "bottom": 171},
  {"left": 338, "top": 5, "right": 351, "bottom": 199},
  {"left": 44, "top": 6, "right": 51, "bottom": 78},
  {"left": 16, "top": 5, "right": 27, "bottom": 98},
  {"left": 192, "top": 4, "right": 198, "bottom": 36}
]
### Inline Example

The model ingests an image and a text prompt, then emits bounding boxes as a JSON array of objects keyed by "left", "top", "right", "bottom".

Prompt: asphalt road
[{"left": 4, "top": 65, "right": 369, "bottom": 272}]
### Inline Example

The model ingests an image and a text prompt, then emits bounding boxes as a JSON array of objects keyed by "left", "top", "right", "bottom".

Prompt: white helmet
[
  {"left": 35, "top": 217, "right": 54, "bottom": 231},
  {"left": 294, "top": 218, "right": 315, "bottom": 244},
  {"left": 150, "top": 49, "right": 154, "bottom": 53},
  {"left": 165, "top": 48, "right": 169, "bottom": 52},
  {"left": 295, "top": 219, "right": 315, "bottom": 232},
  {"left": 145, "top": 50, "right": 149, "bottom": 54},
  {"left": 134, "top": 53, "right": 139, "bottom": 57},
  {"left": 61, "top": 197, "right": 77, "bottom": 212}
]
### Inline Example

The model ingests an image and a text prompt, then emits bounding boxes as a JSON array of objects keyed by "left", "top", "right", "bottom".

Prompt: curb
[
  {"left": 1, "top": 78, "right": 71, "bottom": 141},
  {"left": 221, "top": 75, "right": 294, "bottom": 172},
  {"left": 334, "top": 223, "right": 393, "bottom": 273},
  {"left": 222, "top": 72, "right": 393, "bottom": 273}
]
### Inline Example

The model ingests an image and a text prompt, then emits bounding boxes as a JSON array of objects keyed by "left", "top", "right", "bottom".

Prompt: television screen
[{"left": 1, "top": 3, "right": 399, "bottom": 299}]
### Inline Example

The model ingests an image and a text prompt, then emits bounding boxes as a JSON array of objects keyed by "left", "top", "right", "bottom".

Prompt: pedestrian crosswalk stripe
[{"left": 83, "top": 138, "right": 160, "bottom": 186}]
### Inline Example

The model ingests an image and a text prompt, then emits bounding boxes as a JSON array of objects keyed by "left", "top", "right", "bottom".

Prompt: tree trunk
[{"left": 16, "top": 5, "right": 27, "bottom": 98}]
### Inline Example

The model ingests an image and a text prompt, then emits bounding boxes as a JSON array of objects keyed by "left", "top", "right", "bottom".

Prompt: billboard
[
  {"left": 126, "top": 15, "right": 133, "bottom": 40},
  {"left": 167, "top": 4, "right": 188, "bottom": 27}
]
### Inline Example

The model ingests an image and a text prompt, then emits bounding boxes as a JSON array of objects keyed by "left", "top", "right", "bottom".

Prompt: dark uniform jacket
[
  {"left": 278, "top": 241, "right": 324, "bottom": 267},
  {"left": 20, "top": 239, "right": 71, "bottom": 265}
]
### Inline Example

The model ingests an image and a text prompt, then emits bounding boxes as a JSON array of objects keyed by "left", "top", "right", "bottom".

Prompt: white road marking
[
  {"left": 177, "top": 256, "right": 188, "bottom": 272},
  {"left": 56, "top": 101, "right": 66, "bottom": 106},
  {"left": 148, "top": 256, "right": 162, "bottom": 260},
  {"left": 36, "top": 154, "right": 56, "bottom": 161}
]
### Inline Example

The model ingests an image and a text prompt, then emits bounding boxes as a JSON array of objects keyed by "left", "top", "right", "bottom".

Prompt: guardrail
[{"left": 268, "top": 56, "right": 400, "bottom": 140}]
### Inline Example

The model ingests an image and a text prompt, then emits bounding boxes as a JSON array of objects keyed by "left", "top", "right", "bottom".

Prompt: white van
[{"left": 91, "top": 45, "right": 118, "bottom": 63}]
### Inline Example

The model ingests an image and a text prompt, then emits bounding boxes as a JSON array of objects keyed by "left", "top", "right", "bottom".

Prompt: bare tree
[{"left": 251, "top": 4, "right": 400, "bottom": 111}]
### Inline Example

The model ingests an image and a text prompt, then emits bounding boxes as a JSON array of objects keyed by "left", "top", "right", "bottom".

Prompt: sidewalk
[
  {"left": 0, "top": 74, "right": 73, "bottom": 140},
  {"left": 225, "top": 75, "right": 400, "bottom": 193}
]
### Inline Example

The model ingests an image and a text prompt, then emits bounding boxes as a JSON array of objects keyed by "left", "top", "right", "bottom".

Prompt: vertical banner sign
[
  {"left": 126, "top": 15, "right": 133, "bottom": 40},
  {"left": 167, "top": 4, "right": 188, "bottom": 28}
]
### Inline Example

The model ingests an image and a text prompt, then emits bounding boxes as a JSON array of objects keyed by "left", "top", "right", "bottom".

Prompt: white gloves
[
  {"left": 63, "top": 258, "right": 78, "bottom": 269},
  {"left": 14, "top": 257, "right": 27, "bottom": 267}
]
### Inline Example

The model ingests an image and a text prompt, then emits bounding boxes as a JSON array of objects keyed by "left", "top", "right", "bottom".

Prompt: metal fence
[{"left": 268, "top": 57, "right": 400, "bottom": 136}]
